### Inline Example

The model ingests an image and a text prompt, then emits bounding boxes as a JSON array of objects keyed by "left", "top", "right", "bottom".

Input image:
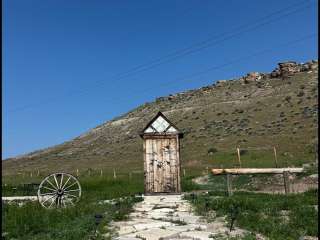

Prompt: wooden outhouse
[{"left": 140, "top": 112, "right": 183, "bottom": 194}]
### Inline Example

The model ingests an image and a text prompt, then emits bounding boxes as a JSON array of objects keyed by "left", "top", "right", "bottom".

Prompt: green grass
[
  {"left": 2, "top": 173, "right": 201, "bottom": 239},
  {"left": 181, "top": 175, "right": 201, "bottom": 192},
  {"left": 204, "top": 150, "right": 315, "bottom": 169},
  {"left": 2, "top": 174, "right": 144, "bottom": 240},
  {"left": 2, "top": 196, "right": 142, "bottom": 240},
  {"left": 185, "top": 189, "right": 318, "bottom": 240}
]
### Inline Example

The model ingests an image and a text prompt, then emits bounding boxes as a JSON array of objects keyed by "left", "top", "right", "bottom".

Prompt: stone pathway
[{"left": 109, "top": 194, "right": 247, "bottom": 240}]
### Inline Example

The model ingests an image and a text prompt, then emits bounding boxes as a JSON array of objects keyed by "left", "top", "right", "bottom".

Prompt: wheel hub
[{"left": 57, "top": 189, "right": 64, "bottom": 196}]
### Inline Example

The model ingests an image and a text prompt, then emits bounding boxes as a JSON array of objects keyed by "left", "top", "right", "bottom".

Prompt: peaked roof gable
[{"left": 140, "top": 112, "right": 182, "bottom": 137}]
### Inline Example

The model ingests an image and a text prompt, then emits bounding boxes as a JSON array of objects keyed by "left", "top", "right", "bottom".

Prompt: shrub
[
  {"left": 240, "top": 149, "right": 248, "bottom": 155},
  {"left": 297, "top": 91, "right": 305, "bottom": 97},
  {"left": 207, "top": 147, "right": 218, "bottom": 155},
  {"left": 285, "top": 96, "right": 292, "bottom": 102}
]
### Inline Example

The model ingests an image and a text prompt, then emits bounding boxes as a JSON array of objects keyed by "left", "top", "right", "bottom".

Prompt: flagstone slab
[
  {"left": 173, "top": 212, "right": 201, "bottom": 224},
  {"left": 127, "top": 228, "right": 180, "bottom": 240},
  {"left": 133, "top": 221, "right": 174, "bottom": 231},
  {"left": 178, "top": 231, "right": 214, "bottom": 240},
  {"left": 115, "top": 237, "right": 141, "bottom": 240},
  {"left": 152, "top": 208, "right": 175, "bottom": 213},
  {"left": 166, "top": 224, "right": 206, "bottom": 232},
  {"left": 118, "top": 225, "right": 137, "bottom": 235}
]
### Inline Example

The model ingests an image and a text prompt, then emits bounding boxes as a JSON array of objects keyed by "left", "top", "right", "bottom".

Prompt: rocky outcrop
[
  {"left": 236, "top": 60, "right": 318, "bottom": 84},
  {"left": 270, "top": 60, "right": 318, "bottom": 78},
  {"left": 240, "top": 72, "right": 265, "bottom": 84}
]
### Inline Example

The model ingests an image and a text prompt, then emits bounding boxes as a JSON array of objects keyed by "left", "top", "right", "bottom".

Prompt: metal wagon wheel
[{"left": 37, "top": 173, "right": 81, "bottom": 209}]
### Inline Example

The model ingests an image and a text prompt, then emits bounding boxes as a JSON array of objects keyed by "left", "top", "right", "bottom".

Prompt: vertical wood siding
[{"left": 144, "top": 136, "right": 181, "bottom": 193}]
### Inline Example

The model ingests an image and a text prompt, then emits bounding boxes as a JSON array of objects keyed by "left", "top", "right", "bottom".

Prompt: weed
[{"left": 185, "top": 190, "right": 318, "bottom": 240}]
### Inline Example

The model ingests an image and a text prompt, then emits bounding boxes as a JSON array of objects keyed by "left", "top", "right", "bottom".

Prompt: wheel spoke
[
  {"left": 58, "top": 196, "right": 62, "bottom": 207},
  {"left": 59, "top": 174, "right": 64, "bottom": 189},
  {"left": 40, "top": 192, "right": 56, "bottom": 196},
  {"left": 41, "top": 186, "right": 56, "bottom": 192},
  {"left": 45, "top": 179, "right": 58, "bottom": 190},
  {"left": 62, "top": 176, "right": 71, "bottom": 189},
  {"left": 64, "top": 192, "right": 78, "bottom": 198},
  {"left": 64, "top": 181, "right": 78, "bottom": 191},
  {"left": 41, "top": 194, "right": 56, "bottom": 205},
  {"left": 64, "top": 189, "right": 80, "bottom": 193},
  {"left": 61, "top": 197, "right": 66, "bottom": 208},
  {"left": 48, "top": 198, "right": 56, "bottom": 208},
  {"left": 53, "top": 174, "right": 60, "bottom": 189}
]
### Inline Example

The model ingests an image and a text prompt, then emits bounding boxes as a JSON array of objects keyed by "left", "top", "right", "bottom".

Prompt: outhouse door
[
  {"left": 145, "top": 137, "right": 180, "bottom": 193},
  {"left": 141, "top": 112, "right": 183, "bottom": 194}
]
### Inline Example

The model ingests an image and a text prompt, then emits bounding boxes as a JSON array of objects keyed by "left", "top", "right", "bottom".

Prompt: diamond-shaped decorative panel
[{"left": 151, "top": 116, "right": 169, "bottom": 132}]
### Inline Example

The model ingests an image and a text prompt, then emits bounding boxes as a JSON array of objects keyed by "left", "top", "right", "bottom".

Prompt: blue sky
[{"left": 2, "top": 0, "right": 318, "bottom": 159}]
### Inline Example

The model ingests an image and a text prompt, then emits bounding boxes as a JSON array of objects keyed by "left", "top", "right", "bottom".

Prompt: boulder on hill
[
  {"left": 216, "top": 80, "right": 227, "bottom": 86},
  {"left": 278, "top": 61, "right": 301, "bottom": 77},
  {"left": 240, "top": 72, "right": 264, "bottom": 84},
  {"left": 270, "top": 60, "right": 318, "bottom": 79}
]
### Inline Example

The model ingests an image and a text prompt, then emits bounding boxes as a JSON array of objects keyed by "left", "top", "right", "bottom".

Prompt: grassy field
[
  {"left": 2, "top": 163, "right": 318, "bottom": 239},
  {"left": 2, "top": 173, "right": 201, "bottom": 240},
  {"left": 185, "top": 189, "right": 318, "bottom": 240},
  {"left": 2, "top": 170, "right": 318, "bottom": 239}
]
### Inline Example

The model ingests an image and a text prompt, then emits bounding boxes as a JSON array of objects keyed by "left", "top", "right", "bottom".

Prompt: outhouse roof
[{"left": 140, "top": 111, "right": 183, "bottom": 138}]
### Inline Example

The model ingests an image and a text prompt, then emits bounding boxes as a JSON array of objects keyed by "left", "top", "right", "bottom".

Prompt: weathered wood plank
[
  {"left": 176, "top": 135, "right": 181, "bottom": 193},
  {"left": 211, "top": 168, "right": 303, "bottom": 175},
  {"left": 283, "top": 171, "right": 290, "bottom": 194},
  {"left": 164, "top": 138, "right": 171, "bottom": 192}
]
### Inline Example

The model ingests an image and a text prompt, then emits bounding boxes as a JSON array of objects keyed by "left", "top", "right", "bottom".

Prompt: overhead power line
[
  {"left": 97, "top": 33, "right": 317, "bottom": 108},
  {"left": 83, "top": 33, "right": 316, "bottom": 129},
  {"left": 6, "top": 0, "right": 315, "bottom": 114},
  {"left": 116, "top": 33, "right": 317, "bottom": 126},
  {"left": 110, "top": 0, "right": 313, "bottom": 79}
]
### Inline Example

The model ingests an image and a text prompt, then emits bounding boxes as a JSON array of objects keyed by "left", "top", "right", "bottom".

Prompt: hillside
[{"left": 3, "top": 60, "right": 318, "bottom": 176}]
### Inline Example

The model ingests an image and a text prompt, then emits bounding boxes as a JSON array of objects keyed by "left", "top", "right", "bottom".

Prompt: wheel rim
[{"left": 37, "top": 173, "right": 81, "bottom": 209}]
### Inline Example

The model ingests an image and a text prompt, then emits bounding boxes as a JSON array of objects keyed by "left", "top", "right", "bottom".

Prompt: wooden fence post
[
  {"left": 100, "top": 169, "right": 103, "bottom": 177},
  {"left": 76, "top": 169, "right": 79, "bottom": 177},
  {"left": 273, "top": 146, "right": 278, "bottom": 168},
  {"left": 236, "top": 147, "right": 242, "bottom": 168},
  {"left": 30, "top": 172, "right": 33, "bottom": 178},
  {"left": 183, "top": 169, "right": 186, "bottom": 177},
  {"left": 113, "top": 169, "right": 117, "bottom": 179},
  {"left": 283, "top": 171, "right": 290, "bottom": 194},
  {"left": 37, "top": 170, "right": 40, "bottom": 176},
  {"left": 315, "top": 142, "right": 318, "bottom": 165},
  {"left": 226, "top": 174, "right": 233, "bottom": 196}
]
